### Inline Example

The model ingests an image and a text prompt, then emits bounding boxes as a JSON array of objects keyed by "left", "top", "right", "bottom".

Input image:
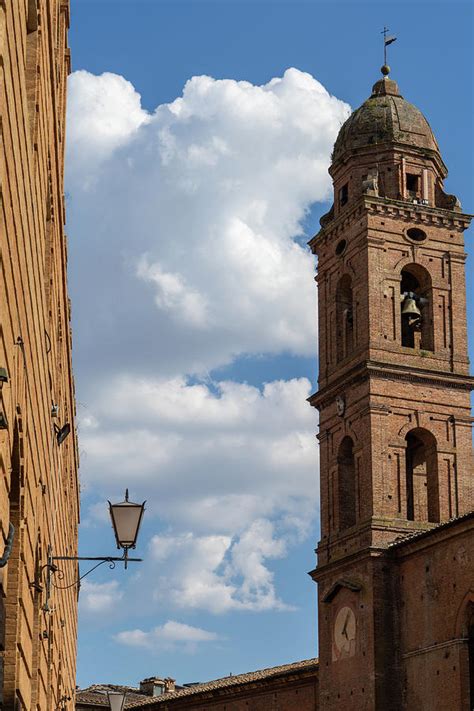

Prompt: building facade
[
  {"left": 0, "top": 1, "right": 79, "bottom": 709},
  {"left": 309, "top": 68, "right": 474, "bottom": 710}
]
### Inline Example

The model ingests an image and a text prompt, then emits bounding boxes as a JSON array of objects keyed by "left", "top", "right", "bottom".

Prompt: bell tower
[{"left": 309, "top": 67, "right": 473, "bottom": 710}]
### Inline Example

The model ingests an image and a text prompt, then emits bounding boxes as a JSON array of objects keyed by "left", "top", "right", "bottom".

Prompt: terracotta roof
[
  {"left": 76, "top": 684, "right": 149, "bottom": 707},
  {"left": 125, "top": 659, "right": 318, "bottom": 708},
  {"left": 388, "top": 510, "right": 474, "bottom": 549}
]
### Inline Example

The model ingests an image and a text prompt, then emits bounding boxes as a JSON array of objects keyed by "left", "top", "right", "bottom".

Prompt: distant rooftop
[
  {"left": 76, "top": 659, "right": 319, "bottom": 708},
  {"left": 125, "top": 659, "right": 318, "bottom": 708}
]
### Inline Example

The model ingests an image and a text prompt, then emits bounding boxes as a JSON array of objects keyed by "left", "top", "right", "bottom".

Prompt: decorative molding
[
  {"left": 366, "top": 197, "right": 472, "bottom": 230},
  {"left": 322, "top": 578, "right": 363, "bottom": 603},
  {"left": 402, "top": 637, "right": 467, "bottom": 660},
  {"left": 310, "top": 195, "right": 472, "bottom": 253},
  {"left": 310, "top": 359, "right": 474, "bottom": 411}
]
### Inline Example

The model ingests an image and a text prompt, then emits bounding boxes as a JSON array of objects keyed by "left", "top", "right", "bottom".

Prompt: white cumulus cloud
[
  {"left": 147, "top": 520, "right": 291, "bottom": 614},
  {"left": 66, "top": 71, "right": 149, "bottom": 188},
  {"left": 79, "top": 376, "right": 317, "bottom": 534},
  {"left": 67, "top": 67, "right": 341, "bottom": 620},
  {"left": 80, "top": 580, "right": 123, "bottom": 614},
  {"left": 66, "top": 68, "right": 349, "bottom": 377},
  {"left": 78, "top": 375, "right": 317, "bottom": 613},
  {"left": 115, "top": 620, "right": 219, "bottom": 652}
]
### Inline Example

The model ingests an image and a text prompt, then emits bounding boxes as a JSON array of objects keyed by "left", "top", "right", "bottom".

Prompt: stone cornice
[
  {"left": 310, "top": 545, "right": 389, "bottom": 582},
  {"left": 366, "top": 360, "right": 474, "bottom": 390},
  {"left": 309, "top": 196, "right": 472, "bottom": 253},
  {"left": 309, "top": 359, "right": 474, "bottom": 410},
  {"left": 365, "top": 196, "right": 472, "bottom": 229}
]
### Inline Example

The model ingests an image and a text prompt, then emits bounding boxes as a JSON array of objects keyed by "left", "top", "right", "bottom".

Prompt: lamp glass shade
[
  {"left": 108, "top": 492, "right": 145, "bottom": 550},
  {"left": 107, "top": 691, "right": 126, "bottom": 711}
]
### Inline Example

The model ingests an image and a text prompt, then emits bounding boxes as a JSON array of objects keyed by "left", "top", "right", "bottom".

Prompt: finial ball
[{"left": 381, "top": 64, "right": 390, "bottom": 76}]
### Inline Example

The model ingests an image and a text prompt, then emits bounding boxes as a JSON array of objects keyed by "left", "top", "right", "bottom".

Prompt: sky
[{"left": 66, "top": 0, "right": 474, "bottom": 690}]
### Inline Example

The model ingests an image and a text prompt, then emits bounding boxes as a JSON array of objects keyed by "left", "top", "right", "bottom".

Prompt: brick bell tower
[{"left": 309, "top": 66, "right": 473, "bottom": 709}]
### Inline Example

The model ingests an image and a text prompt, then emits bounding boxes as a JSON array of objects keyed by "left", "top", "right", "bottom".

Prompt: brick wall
[
  {"left": 0, "top": 1, "right": 79, "bottom": 708},
  {"left": 394, "top": 515, "right": 474, "bottom": 711}
]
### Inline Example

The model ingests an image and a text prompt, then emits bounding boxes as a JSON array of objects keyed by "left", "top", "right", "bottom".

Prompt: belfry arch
[
  {"left": 405, "top": 427, "right": 439, "bottom": 523},
  {"left": 400, "top": 263, "right": 434, "bottom": 351}
]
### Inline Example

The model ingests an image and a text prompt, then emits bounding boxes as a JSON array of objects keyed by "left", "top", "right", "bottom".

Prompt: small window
[
  {"left": 406, "top": 227, "right": 426, "bottom": 242},
  {"left": 339, "top": 183, "right": 349, "bottom": 207},
  {"left": 406, "top": 173, "right": 420, "bottom": 195},
  {"left": 335, "top": 239, "right": 347, "bottom": 256}
]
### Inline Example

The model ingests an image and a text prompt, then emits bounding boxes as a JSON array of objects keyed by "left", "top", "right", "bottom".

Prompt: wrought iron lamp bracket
[{"left": 40, "top": 547, "right": 142, "bottom": 612}]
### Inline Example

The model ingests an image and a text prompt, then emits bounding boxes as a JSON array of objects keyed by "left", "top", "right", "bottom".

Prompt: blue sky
[{"left": 67, "top": 0, "right": 473, "bottom": 690}]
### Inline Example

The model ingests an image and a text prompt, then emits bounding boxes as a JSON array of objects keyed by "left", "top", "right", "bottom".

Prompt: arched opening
[
  {"left": 400, "top": 264, "right": 433, "bottom": 351},
  {"left": 336, "top": 275, "right": 354, "bottom": 362},
  {"left": 338, "top": 437, "right": 356, "bottom": 530},
  {"left": 405, "top": 428, "right": 439, "bottom": 523}
]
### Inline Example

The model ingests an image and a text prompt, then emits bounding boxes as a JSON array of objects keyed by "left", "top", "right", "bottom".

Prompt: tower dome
[{"left": 332, "top": 74, "right": 442, "bottom": 167}]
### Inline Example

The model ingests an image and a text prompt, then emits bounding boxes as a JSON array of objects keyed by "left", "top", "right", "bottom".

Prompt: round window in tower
[
  {"left": 335, "top": 239, "right": 347, "bottom": 256},
  {"left": 406, "top": 227, "right": 427, "bottom": 242}
]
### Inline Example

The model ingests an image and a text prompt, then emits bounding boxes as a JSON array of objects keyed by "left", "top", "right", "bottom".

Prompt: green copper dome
[{"left": 332, "top": 76, "right": 440, "bottom": 164}]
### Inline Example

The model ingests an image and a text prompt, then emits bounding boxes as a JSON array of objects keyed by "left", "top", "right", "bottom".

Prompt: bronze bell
[{"left": 401, "top": 292, "right": 422, "bottom": 328}]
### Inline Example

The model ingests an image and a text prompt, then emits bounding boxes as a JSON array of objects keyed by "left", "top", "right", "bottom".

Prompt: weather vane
[{"left": 381, "top": 26, "right": 397, "bottom": 73}]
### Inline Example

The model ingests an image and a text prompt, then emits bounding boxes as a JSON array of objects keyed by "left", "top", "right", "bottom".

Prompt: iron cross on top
[{"left": 382, "top": 26, "right": 397, "bottom": 67}]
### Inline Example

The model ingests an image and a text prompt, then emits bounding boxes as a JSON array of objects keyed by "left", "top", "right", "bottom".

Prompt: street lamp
[
  {"left": 109, "top": 489, "right": 146, "bottom": 568},
  {"left": 39, "top": 490, "right": 146, "bottom": 610},
  {"left": 107, "top": 691, "right": 126, "bottom": 711}
]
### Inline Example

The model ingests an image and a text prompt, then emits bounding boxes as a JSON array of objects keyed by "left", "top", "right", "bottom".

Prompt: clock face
[{"left": 333, "top": 605, "right": 356, "bottom": 659}]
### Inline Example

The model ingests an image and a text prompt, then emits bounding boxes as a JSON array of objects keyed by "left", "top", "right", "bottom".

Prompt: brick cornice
[
  {"left": 365, "top": 196, "right": 473, "bottom": 229},
  {"left": 310, "top": 545, "right": 389, "bottom": 582},
  {"left": 309, "top": 359, "right": 474, "bottom": 410},
  {"left": 309, "top": 195, "right": 472, "bottom": 253}
]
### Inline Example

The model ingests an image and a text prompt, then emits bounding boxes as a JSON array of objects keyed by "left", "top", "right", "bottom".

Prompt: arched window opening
[
  {"left": 405, "top": 429, "right": 439, "bottom": 523},
  {"left": 338, "top": 437, "right": 356, "bottom": 531},
  {"left": 406, "top": 173, "right": 421, "bottom": 200},
  {"left": 336, "top": 275, "right": 354, "bottom": 362},
  {"left": 339, "top": 182, "right": 349, "bottom": 208},
  {"left": 400, "top": 264, "right": 433, "bottom": 351},
  {"left": 335, "top": 239, "right": 347, "bottom": 256}
]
